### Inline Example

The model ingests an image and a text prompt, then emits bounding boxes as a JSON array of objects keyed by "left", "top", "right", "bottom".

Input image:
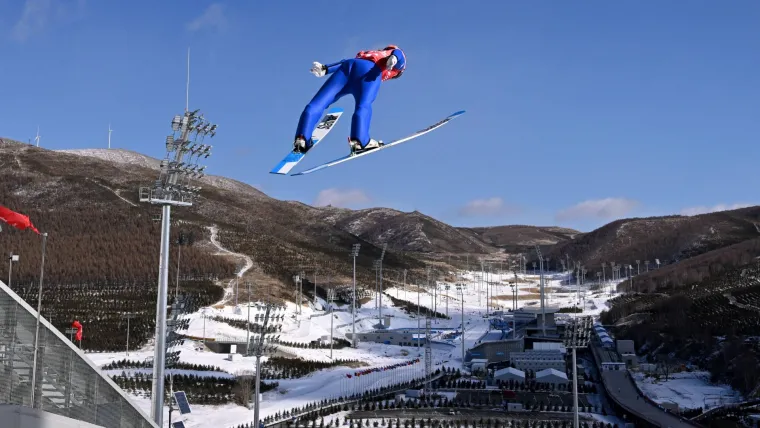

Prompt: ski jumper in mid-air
[{"left": 293, "top": 45, "right": 407, "bottom": 154}]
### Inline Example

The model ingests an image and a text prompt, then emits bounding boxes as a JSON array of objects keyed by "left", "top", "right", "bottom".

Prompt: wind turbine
[
  {"left": 108, "top": 123, "right": 113, "bottom": 149},
  {"left": 34, "top": 126, "right": 41, "bottom": 147}
]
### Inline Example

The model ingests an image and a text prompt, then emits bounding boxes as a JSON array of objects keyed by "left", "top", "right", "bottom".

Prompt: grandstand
[{"left": 0, "top": 280, "right": 157, "bottom": 428}]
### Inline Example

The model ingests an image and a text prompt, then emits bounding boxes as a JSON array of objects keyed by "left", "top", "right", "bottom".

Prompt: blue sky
[{"left": 1, "top": 0, "right": 758, "bottom": 232}]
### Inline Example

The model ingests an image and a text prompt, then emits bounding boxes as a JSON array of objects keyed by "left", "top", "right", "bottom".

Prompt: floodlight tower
[
  {"left": 645, "top": 260, "right": 650, "bottom": 272},
  {"left": 655, "top": 258, "right": 661, "bottom": 269},
  {"left": 350, "top": 244, "right": 361, "bottom": 347},
  {"left": 138, "top": 108, "right": 216, "bottom": 426},
  {"left": 378, "top": 243, "right": 387, "bottom": 320},
  {"left": 251, "top": 301, "right": 279, "bottom": 428},
  {"left": 563, "top": 315, "right": 591, "bottom": 428},
  {"left": 327, "top": 288, "right": 337, "bottom": 359},
  {"left": 636, "top": 260, "right": 641, "bottom": 276},
  {"left": 535, "top": 245, "right": 546, "bottom": 336},
  {"left": 456, "top": 283, "right": 466, "bottom": 368}
]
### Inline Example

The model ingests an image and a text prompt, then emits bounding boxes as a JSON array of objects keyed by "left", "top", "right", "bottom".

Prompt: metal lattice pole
[
  {"left": 350, "top": 244, "right": 361, "bottom": 347},
  {"left": 138, "top": 109, "right": 216, "bottom": 426}
]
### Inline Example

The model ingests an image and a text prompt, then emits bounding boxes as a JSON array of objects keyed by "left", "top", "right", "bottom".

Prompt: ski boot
[
  {"left": 349, "top": 137, "right": 383, "bottom": 154},
  {"left": 293, "top": 135, "right": 311, "bottom": 153}
]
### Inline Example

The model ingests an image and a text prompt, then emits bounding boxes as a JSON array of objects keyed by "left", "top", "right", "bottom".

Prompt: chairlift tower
[{"left": 139, "top": 108, "right": 216, "bottom": 427}]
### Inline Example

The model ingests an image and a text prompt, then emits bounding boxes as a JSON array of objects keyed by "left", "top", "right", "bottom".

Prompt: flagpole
[{"left": 30, "top": 232, "right": 48, "bottom": 408}]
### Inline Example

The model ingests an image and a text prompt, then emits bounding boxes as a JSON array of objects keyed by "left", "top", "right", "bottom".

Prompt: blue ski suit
[{"left": 295, "top": 47, "right": 406, "bottom": 148}]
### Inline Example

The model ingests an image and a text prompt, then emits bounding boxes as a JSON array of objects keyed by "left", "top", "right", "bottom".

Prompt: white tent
[
  {"left": 494, "top": 367, "right": 526, "bottom": 382},
  {"left": 535, "top": 368, "right": 569, "bottom": 385}
]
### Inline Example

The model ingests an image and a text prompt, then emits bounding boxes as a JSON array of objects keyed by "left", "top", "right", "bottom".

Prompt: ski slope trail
[{"left": 207, "top": 225, "right": 254, "bottom": 307}]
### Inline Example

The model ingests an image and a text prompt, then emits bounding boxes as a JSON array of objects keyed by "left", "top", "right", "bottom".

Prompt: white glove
[
  {"left": 385, "top": 54, "right": 398, "bottom": 71},
  {"left": 310, "top": 61, "right": 326, "bottom": 77}
]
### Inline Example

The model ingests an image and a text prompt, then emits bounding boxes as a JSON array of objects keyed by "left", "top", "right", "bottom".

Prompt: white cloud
[
  {"left": 186, "top": 3, "right": 227, "bottom": 33},
  {"left": 680, "top": 203, "right": 753, "bottom": 216},
  {"left": 314, "top": 188, "right": 370, "bottom": 208},
  {"left": 10, "top": 0, "right": 85, "bottom": 42},
  {"left": 458, "top": 197, "right": 517, "bottom": 217},
  {"left": 555, "top": 198, "right": 638, "bottom": 222}
]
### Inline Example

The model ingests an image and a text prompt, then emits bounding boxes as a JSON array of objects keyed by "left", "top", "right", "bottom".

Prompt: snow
[
  {"left": 81, "top": 248, "right": 740, "bottom": 428},
  {"left": 632, "top": 370, "right": 743, "bottom": 411}
]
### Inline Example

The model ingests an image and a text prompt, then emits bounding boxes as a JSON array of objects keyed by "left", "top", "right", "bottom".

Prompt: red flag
[
  {"left": 72, "top": 320, "right": 83, "bottom": 341},
  {"left": 0, "top": 205, "right": 40, "bottom": 234}
]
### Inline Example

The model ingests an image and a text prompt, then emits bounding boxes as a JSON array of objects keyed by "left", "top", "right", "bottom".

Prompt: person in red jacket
[{"left": 293, "top": 45, "right": 407, "bottom": 154}]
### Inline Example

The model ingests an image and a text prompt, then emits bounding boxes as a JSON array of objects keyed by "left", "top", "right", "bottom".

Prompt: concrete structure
[
  {"left": 535, "top": 368, "right": 569, "bottom": 386},
  {"left": 470, "top": 359, "right": 488, "bottom": 374},
  {"left": 352, "top": 330, "right": 426, "bottom": 346},
  {"left": 616, "top": 340, "right": 635, "bottom": 354},
  {"left": 0, "top": 404, "right": 105, "bottom": 428},
  {"left": 0, "top": 281, "right": 157, "bottom": 428},
  {"left": 465, "top": 337, "right": 524, "bottom": 365},
  {"left": 494, "top": 367, "right": 525, "bottom": 383},
  {"left": 510, "top": 350, "right": 565, "bottom": 372},
  {"left": 591, "top": 340, "right": 695, "bottom": 427}
]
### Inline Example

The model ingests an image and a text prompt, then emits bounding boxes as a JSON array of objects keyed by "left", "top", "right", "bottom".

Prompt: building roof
[
  {"left": 601, "top": 336, "right": 614, "bottom": 343},
  {"left": 536, "top": 368, "right": 569, "bottom": 380},
  {"left": 495, "top": 367, "right": 526, "bottom": 378}
]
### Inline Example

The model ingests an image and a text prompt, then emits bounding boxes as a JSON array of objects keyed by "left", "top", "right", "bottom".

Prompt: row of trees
[
  {"left": 241, "top": 417, "right": 617, "bottom": 428},
  {"left": 102, "top": 359, "right": 223, "bottom": 372},
  {"left": 275, "top": 337, "right": 352, "bottom": 350},
  {"left": 601, "top": 262, "right": 760, "bottom": 395},
  {"left": 261, "top": 356, "right": 363, "bottom": 379},
  {"left": 385, "top": 294, "right": 449, "bottom": 320},
  {"left": 210, "top": 315, "right": 283, "bottom": 333},
  {"left": 110, "top": 371, "right": 278, "bottom": 405}
]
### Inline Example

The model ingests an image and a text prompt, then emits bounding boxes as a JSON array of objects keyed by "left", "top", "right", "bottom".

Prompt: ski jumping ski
[
  {"left": 270, "top": 107, "right": 344, "bottom": 175},
  {"left": 291, "top": 110, "right": 465, "bottom": 176}
]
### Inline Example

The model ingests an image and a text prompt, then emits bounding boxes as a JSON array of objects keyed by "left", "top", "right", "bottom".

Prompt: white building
[
  {"left": 494, "top": 367, "right": 526, "bottom": 383},
  {"left": 533, "top": 342, "right": 566, "bottom": 354},
  {"left": 535, "top": 368, "right": 569, "bottom": 386},
  {"left": 471, "top": 358, "right": 488, "bottom": 374},
  {"left": 510, "top": 350, "right": 565, "bottom": 372}
]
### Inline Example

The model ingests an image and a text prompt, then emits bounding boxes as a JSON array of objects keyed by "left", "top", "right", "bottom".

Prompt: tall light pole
[
  {"left": 108, "top": 123, "right": 113, "bottom": 149},
  {"left": 30, "top": 232, "right": 48, "bottom": 409},
  {"left": 350, "top": 244, "right": 361, "bottom": 347},
  {"left": 8, "top": 253, "right": 18, "bottom": 287},
  {"left": 327, "top": 288, "right": 336, "bottom": 359},
  {"left": 138, "top": 109, "right": 216, "bottom": 426},
  {"left": 251, "top": 302, "right": 279, "bottom": 428},
  {"left": 563, "top": 315, "right": 591, "bottom": 428},
  {"left": 456, "top": 283, "right": 466, "bottom": 368},
  {"left": 636, "top": 260, "right": 641, "bottom": 276},
  {"left": 121, "top": 313, "right": 137, "bottom": 356},
  {"left": 645, "top": 260, "right": 650, "bottom": 272},
  {"left": 535, "top": 246, "right": 546, "bottom": 336},
  {"left": 377, "top": 243, "right": 387, "bottom": 324}
]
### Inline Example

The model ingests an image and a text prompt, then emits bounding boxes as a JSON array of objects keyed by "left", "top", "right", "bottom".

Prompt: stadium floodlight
[
  {"left": 645, "top": 260, "right": 650, "bottom": 272},
  {"left": 377, "top": 243, "right": 387, "bottom": 324},
  {"left": 535, "top": 245, "right": 546, "bottom": 336},
  {"left": 563, "top": 315, "right": 592, "bottom": 428},
  {"left": 250, "top": 302, "right": 280, "bottom": 428},
  {"left": 350, "top": 244, "right": 361, "bottom": 347},
  {"left": 137, "top": 108, "right": 217, "bottom": 427},
  {"left": 636, "top": 260, "right": 641, "bottom": 275}
]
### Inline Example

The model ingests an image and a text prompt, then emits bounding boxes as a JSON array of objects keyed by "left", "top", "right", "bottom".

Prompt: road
[{"left": 602, "top": 369, "right": 695, "bottom": 427}]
